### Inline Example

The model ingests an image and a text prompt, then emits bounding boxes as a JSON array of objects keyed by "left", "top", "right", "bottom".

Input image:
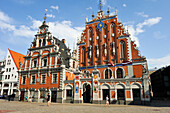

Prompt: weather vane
[
  {"left": 99, "top": 0, "right": 102, "bottom": 11},
  {"left": 44, "top": 8, "right": 47, "bottom": 21}
]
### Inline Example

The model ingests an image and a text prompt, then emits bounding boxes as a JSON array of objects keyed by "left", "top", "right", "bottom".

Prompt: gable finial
[
  {"left": 99, "top": 0, "right": 102, "bottom": 11},
  {"left": 115, "top": 7, "right": 117, "bottom": 15},
  {"left": 44, "top": 8, "right": 47, "bottom": 22}
]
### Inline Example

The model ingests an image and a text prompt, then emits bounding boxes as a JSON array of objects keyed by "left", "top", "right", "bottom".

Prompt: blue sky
[{"left": 0, "top": 0, "right": 170, "bottom": 69}]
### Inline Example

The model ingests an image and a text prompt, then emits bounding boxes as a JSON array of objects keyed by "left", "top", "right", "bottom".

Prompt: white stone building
[{"left": 0, "top": 49, "right": 24, "bottom": 96}]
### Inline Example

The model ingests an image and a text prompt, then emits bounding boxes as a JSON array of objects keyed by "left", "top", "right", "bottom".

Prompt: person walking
[
  {"left": 46, "top": 93, "right": 50, "bottom": 107},
  {"left": 105, "top": 95, "right": 110, "bottom": 106}
]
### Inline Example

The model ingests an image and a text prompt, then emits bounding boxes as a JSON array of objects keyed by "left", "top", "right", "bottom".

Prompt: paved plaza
[{"left": 0, "top": 100, "right": 170, "bottom": 113}]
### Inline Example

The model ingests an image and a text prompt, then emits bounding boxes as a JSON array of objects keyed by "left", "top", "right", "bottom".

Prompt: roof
[{"left": 8, "top": 49, "right": 25, "bottom": 70}]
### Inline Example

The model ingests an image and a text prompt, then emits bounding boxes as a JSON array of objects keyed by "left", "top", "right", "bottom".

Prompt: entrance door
[
  {"left": 20, "top": 91, "right": 25, "bottom": 101},
  {"left": 103, "top": 89, "right": 110, "bottom": 100},
  {"left": 83, "top": 84, "right": 91, "bottom": 103},
  {"left": 133, "top": 89, "right": 141, "bottom": 101},
  {"left": 117, "top": 89, "right": 125, "bottom": 100},
  {"left": 51, "top": 91, "right": 57, "bottom": 102}
]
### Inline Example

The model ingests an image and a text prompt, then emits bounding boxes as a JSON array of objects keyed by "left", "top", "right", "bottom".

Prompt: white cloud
[
  {"left": 101, "top": 0, "right": 106, "bottom": 5},
  {"left": 0, "top": 11, "right": 84, "bottom": 50},
  {"left": 136, "top": 12, "right": 149, "bottom": 18},
  {"left": 136, "top": 17, "right": 162, "bottom": 35},
  {"left": 148, "top": 54, "right": 170, "bottom": 69},
  {"left": 48, "top": 20, "right": 84, "bottom": 49},
  {"left": 47, "top": 14, "right": 55, "bottom": 18},
  {"left": 0, "top": 21, "right": 15, "bottom": 31},
  {"left": 61, "top": 20, "right": 72, "bottom": 26},
  {"left": 13, "top": 25, "right": 36, "bottom": 38},
  {"left": 0, "top": 48, "right": 6, "bottom": 60},
  {"left": 50, "top": 5, "right": 59, "bottom": 10},
  {"left": 124, "top": 17, "right": 162, "bottom": 47},
  {"left": 0, "top": 11, "right": 13, "bottom": 23},
  {"left": 123, "top": 4, "right": 127, "bottom": 7},
  {"left": 86, "top": 7, "right": 92, "bottom": 10}
]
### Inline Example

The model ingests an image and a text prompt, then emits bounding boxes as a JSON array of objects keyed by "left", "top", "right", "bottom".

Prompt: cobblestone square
[{"left": 0, "top": 100, "right": 170, "bottom": 113}]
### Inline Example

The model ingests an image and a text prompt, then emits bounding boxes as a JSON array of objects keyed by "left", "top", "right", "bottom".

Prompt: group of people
[
  {"left": 23, "top": 93, "right": 110, "bottom": 107},
  {"left": 25, "top": 93, "right": 50, "bottom": 106}
]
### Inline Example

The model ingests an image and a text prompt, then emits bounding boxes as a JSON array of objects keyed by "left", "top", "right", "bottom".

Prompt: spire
[
  {"left": 99, "top": 0, "right": 102, "bottom": 11},
  {"left": 115, "top": 8, "right": 117, "bottom": 15},
  {"left": 92, "top": 12, "right": 94, "bottom": 19},
  {"left": 44, "top": 8, "right": 47, "bottom": 22},
  {"left": 107, "top": 7, "right": 110, "bottom": 16}
]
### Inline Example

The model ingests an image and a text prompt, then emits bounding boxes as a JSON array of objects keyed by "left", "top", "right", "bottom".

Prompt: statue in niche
[
  {"left": 89, "top": 46, "right": 92, "bottom": 58},
  {"left": 111, "top": 42, "right": 115, "bottom": 55},
  {"left": 104, "top": 43, "right": 107, "bottom": 56},
  {"left": 96, "top": 45, "right": 99, "bottom": 57}
]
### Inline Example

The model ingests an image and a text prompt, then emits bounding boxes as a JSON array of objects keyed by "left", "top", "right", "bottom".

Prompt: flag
[
  {"left": 122, "top": 61, "right": 132, "bottom": 66},
  {"left": 108, "top": 62, "right": 114, "bottom": 67}
]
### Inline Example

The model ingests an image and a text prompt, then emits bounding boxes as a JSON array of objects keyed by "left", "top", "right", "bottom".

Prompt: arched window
[
  {"left": 105, "top": 69, "right": 112, "bottom": 79},
  {"left": 120, "top": 40, "right": 126, "bottom": 60},
  {"left": 117, "top": 68, "right": 123, "bottom": 78},
  {"left": 39, "top": 40, "right": 42, "bottom": 47},
  {"left": 82, "top": 47, "right": 86, "bottom": 63},
  {"left": 43, "top": 39, "right": 46, "bottom": 46}
]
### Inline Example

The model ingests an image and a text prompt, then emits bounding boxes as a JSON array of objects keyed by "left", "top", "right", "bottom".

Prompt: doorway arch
[{"left": 83, "top": 83, "right": 91, "bottom": 103}]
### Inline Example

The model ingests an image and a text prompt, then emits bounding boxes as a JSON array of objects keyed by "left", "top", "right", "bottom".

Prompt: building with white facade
[
  {"left": 0, "top": 49, "right": 24, "bottom": 96},
  {"left": 0, "top": 58, "right": 6, "bottom": 94}
]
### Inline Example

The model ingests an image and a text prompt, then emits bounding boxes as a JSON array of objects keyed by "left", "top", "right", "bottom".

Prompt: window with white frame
[
  {"left": 105, "top": 69, "right": 112, "bottom": 79},
  {"left": 117, "top": 68, "right": 123, "bottom": 78},
  {"left": 22, "top": 76, "right": 26, "bottom": 84},
  {"left": 43, "top": 58, "right": 47, "bottom": 67},
  {"left": 41, "top": 75, "right": 46, "bottom": 84},
  {"left": 32, "top": 59, "right": 37, "bottom": 68},
  {"left": 31, "top": 75, "right": 36, "bottom": 84},
  {"left": 52, "top": 74, "right": 57, "bottom": 83}
]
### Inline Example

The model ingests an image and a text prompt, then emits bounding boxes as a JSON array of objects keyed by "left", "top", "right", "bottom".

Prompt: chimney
[{"left": 62, "top": 39, "right": 65, "bottom": 43}]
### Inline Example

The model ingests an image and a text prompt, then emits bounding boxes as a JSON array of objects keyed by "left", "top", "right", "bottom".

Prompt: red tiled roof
[{"left": 8, "top": 49, "right": 25, "bottom": 70}]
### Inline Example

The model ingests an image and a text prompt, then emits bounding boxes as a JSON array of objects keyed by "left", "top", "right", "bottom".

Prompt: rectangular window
[
  {"left": 8, "top": 75, "right": 10, "bottom": 79},
  {"left": 31, "top": 75, "right": 36, "bottom": 84},
  {"left": 9, "top": 68, "right": 11, "bottom": 72},
  {"left": 6, "top": 68, "right": 8, "bottom": 72},
  {"left": 22, "top": 76, "right": 26, "bottom": 84},
  {"left": 41, "top": 75, "right": 46, "bottom": 84},
  {"left": 52, "top": 74, "right": 57, "bottom": 83},
  {"left": 66, "top": 90, "right": 72, "bottom": 97},
  {"left": 5, "top": 75, "right": 7, "bottom": 79},
  {"left": 33, "top": 60, "right": 37, "bottom": 68},
  {"left": 43, "top": 58, "right": 47, "bottom": 67}
]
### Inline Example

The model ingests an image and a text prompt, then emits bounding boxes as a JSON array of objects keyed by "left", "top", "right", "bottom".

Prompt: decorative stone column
[{"left": 73, "top": 67, "right": 81, "bottom": 103}]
